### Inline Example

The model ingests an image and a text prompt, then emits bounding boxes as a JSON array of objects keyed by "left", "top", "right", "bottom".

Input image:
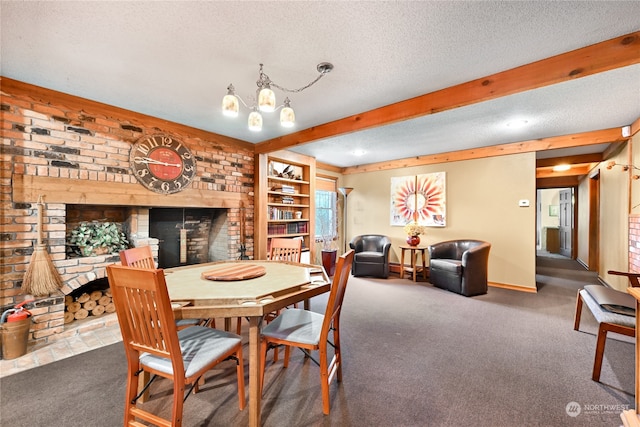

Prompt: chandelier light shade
[
  {"left": 280, "top": 98, "right": 295, "bottom": 128},
  {"left": 222, "top": 85, "right": 239, "bottom": 117},
  {"left": 248, "top": 110, "right": 263, "bottom": 132},
  {"left": 258, "top": 86, "right": 276, "bottom": 112},
  {"left": 222, "top": 62, "right": 333, "bottom": 131}
]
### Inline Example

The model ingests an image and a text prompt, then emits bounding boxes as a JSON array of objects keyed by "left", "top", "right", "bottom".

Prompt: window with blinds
[{"left": 315, "top": 176, "right": 337, "bottom": 241}]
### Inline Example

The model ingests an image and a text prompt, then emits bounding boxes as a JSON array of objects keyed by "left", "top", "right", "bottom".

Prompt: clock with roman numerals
[{"left": 130, "top": 134, "right": 197, "bottom": 194}]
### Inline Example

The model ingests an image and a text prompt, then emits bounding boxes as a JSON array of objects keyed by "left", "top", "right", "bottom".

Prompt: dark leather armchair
[
  {"left": 428, "top": 240, "right": 491, "bottom": 296},
  {"left": 349, "top": 235, "right": 392, "bottom": 278}
]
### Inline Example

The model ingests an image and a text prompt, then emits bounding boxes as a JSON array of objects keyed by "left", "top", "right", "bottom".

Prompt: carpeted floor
[{"left": 0, "top": 255, "right": 635, "bottom": 426}]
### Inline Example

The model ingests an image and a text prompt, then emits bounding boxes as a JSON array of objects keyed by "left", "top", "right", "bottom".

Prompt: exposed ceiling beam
[
  {"left": 536, "top": 164, "right": 594, "bottom": 179},
  {"left": 536, "top": 153, "right": 603, "bottom": 168},
  {"left": 339, "top": 128, "right": 626, "bottom": 175},
  {"left": 256, "top": 31, "right": 640, "bottom": 154},
  {"left": 536, "top": 176, "right": 581, "bottom": 188}
]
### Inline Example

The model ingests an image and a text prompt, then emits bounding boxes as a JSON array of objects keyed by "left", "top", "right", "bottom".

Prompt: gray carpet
[{"left": 0, "top": 256, "right": 635, "bottom": 426}]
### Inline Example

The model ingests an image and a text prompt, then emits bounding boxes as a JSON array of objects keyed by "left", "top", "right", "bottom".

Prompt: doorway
[{"left": 537, "top": 188, "right": 574, "bottom": 258}]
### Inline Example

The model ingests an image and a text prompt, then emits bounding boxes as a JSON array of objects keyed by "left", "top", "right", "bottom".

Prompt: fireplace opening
[{"left": 149, "top": 208, "right": 228, "bottom": 268}]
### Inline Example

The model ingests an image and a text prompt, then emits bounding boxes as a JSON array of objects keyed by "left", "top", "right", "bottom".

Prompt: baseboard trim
[
  {"left": 391, "top": 263, "right": 537, "bottom": 293},
  {"left": 489, "top": 282, "right": 538, "bottom": 293},
  {"left": 575, "top": 257, "right": 589, "bottom": 270}
]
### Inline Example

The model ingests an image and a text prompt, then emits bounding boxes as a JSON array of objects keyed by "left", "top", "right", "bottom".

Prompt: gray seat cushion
[
  {"left": 584, "top": 284, "right": 636, "bottom": 316},
  {"left": 261, "top": 308, "right": 324, "bottom": 346},
  {"left": 139, "top": 325, "right": 241, "bottom": 378},
  {"left": 175, "top": 318, "right": 201, "bottom": 328},
  {"left": 580, "top": 289, "right": 635, "bottom": 328}
]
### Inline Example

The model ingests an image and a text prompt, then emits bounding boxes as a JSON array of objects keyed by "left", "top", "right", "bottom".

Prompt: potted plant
[{"left": 69, "top": 221, "right": 129, "bottom": 257}]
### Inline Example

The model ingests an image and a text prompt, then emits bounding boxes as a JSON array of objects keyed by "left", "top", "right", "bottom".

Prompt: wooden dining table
[{"left": 164, "top": 260, "right": 330, "bottom": 427}]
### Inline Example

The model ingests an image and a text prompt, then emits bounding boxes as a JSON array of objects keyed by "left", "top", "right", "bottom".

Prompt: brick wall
[{"left": 0, "top": 78, "right": 255, "bottom": 347}]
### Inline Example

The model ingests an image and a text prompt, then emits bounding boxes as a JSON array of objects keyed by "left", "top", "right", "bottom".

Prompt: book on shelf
[
  {"left": 267, "top": 222, "right": 308, "bottom": 235},
  {"left": 269, "top": 207, "right": 299, "bottom": 220},
  {"left": 271, "top": 184, "right": 296, "bottom": 194}
]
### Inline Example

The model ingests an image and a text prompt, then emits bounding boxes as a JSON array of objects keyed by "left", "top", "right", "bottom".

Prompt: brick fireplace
[{"left": 1, "top": 78, "right": 256, "bottom": 348}]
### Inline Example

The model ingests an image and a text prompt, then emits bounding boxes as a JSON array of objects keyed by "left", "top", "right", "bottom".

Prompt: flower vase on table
[
  {"left": 404, "top": 222, "right": 425, "bottom": 247},
  {"left": 406, "top": 235, "right": 420, "bottom": 246}
]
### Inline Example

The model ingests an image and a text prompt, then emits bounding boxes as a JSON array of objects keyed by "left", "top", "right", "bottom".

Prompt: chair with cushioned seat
[
  {"left": 259, "top": 249, "right": 355, "bottom": 415},
  {"left": 574, "top": 270, "right": 639, "bottom": 381},
  {"left": 106, "top": 264, "right": 246, "bottom": 427},
  {"left": 349, "top": 235, "right": 391, "bottom": 278},
  {"left": 428, "top": 239, "right": 491, "bottom": 296},
  {"left": 119, "top": 246, "right": 209, "bottom": 330}
]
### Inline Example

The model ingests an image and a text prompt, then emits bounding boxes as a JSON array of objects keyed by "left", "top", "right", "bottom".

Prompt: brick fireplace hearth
[{"left": 1, "top": 78, "right": 255, "bottom": 349}]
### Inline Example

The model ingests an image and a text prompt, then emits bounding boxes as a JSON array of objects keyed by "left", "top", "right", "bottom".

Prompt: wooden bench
[{"left": 574, "top": 270, "right": 639, "bottom": 381}]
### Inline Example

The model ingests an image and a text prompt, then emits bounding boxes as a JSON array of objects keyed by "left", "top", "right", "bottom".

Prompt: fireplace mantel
[{"left": 13, "top": 175, "right": 250, "bottom": 208}]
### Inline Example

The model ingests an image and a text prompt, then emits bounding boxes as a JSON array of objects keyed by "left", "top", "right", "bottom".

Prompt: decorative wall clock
[{"left": 130, "top": 134, "right": 197, "bottom": 194}]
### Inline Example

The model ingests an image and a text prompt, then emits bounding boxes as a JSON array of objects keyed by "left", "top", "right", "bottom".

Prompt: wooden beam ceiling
[
  {"left": 340, "top": 128, "right": 627, "bottom": 175},
  {"left": 255, "top": 31, "right": 639, "bottom": 155},
  {"left": 535, "top": 153, "right": 604, "bottom": 168}
]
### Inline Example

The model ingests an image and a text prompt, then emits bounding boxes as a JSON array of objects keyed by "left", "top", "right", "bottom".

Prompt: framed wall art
[{"left": 390, "top": 172, "right": 446, "bottom": 227}]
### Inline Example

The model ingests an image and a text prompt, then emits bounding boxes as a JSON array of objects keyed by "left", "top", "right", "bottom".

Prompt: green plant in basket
[{"left": 69, "top": 221, "right": 129, "bottom": 257}]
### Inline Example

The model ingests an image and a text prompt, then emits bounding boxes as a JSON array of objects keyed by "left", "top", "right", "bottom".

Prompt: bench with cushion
[{"left": 574, "top": 283, "right": 636, "bottom": 381}]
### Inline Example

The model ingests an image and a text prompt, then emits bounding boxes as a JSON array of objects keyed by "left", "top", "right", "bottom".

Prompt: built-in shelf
[{"left": 255, "top": 150, "right": 316, "bottom": 261}]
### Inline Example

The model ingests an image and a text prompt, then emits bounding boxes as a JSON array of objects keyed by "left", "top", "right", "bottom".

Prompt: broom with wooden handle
[{"left": 22, "top": 197, "right": 63, "bottom": 296}]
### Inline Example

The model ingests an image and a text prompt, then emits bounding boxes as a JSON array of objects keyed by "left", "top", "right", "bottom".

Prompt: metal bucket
[{"left": 1, "top": 317, "right": 32, "bottom": 359}]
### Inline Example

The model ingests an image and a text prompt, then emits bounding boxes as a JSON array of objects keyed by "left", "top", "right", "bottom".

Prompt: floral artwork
[{"left": 390, "top": 172, "right": 446, "bottom": 227}]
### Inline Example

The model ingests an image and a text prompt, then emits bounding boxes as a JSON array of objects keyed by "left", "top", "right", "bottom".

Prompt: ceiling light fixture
[
  {"left": 222, "top": 62, "right": 333, "bottom": 132},
  {"left": 505, "top": 119, "right": 529, "bottom": 129},
  {"left": 553, "top": 164, "right": 571, "bottom": 172}
]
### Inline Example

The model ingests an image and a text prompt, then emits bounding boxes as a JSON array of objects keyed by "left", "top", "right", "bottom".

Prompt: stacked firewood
[{"left": 64, "top": 289, "right": 115, "bottom": 323}]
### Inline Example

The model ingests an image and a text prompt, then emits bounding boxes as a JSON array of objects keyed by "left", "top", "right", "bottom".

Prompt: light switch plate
[{"left": 519, "top": 199, "right": 530, "bottom": 207}]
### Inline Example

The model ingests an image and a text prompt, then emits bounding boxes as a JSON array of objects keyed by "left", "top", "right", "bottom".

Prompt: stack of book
[{"left": 271, "top": 184, "right": 296, "bottom": 194}]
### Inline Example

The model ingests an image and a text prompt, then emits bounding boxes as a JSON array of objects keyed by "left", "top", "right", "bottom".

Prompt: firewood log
[
  {"left": 67, "top": 301, "right": 81, "bottom": 313},
  {"left": 74, "top": 308, "right": 89, "bottom": 320},
  {"left": 64, "top": 311, "right": 75, "bottom": 324},
  {"left": 91, "top": 305, "right": 105, "bottom": 316},
  {"left": 77, "top": 293, "right": 90, "bottom": 303},
  {"left": 98, "top": 295, "right": 112, "bottom": 306}
]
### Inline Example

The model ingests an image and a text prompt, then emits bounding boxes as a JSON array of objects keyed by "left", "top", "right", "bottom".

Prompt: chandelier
[{"left": 222, "top": 62, "right": 333, "bottom": 132}]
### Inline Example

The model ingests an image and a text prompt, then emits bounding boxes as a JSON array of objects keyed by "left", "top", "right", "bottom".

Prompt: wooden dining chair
[
  {"left": 268, "top": 237, "right": 303, "bottom": 263},
  {"left": 106, "top": 264, "right": 246, "bottom": 427},
  {"left": 236, "top": 238, "right": 303, "bottom": 335},
  {"left": 259, "top": 249, "right": 354, "bottom": 415},
  {"left": 119, "top": 246, "right": 211, "bottom": 330}
]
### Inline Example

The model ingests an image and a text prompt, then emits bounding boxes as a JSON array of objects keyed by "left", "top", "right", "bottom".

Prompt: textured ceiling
[{"left": 2, "top": 1, "right": 639, "bottom": 168}]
